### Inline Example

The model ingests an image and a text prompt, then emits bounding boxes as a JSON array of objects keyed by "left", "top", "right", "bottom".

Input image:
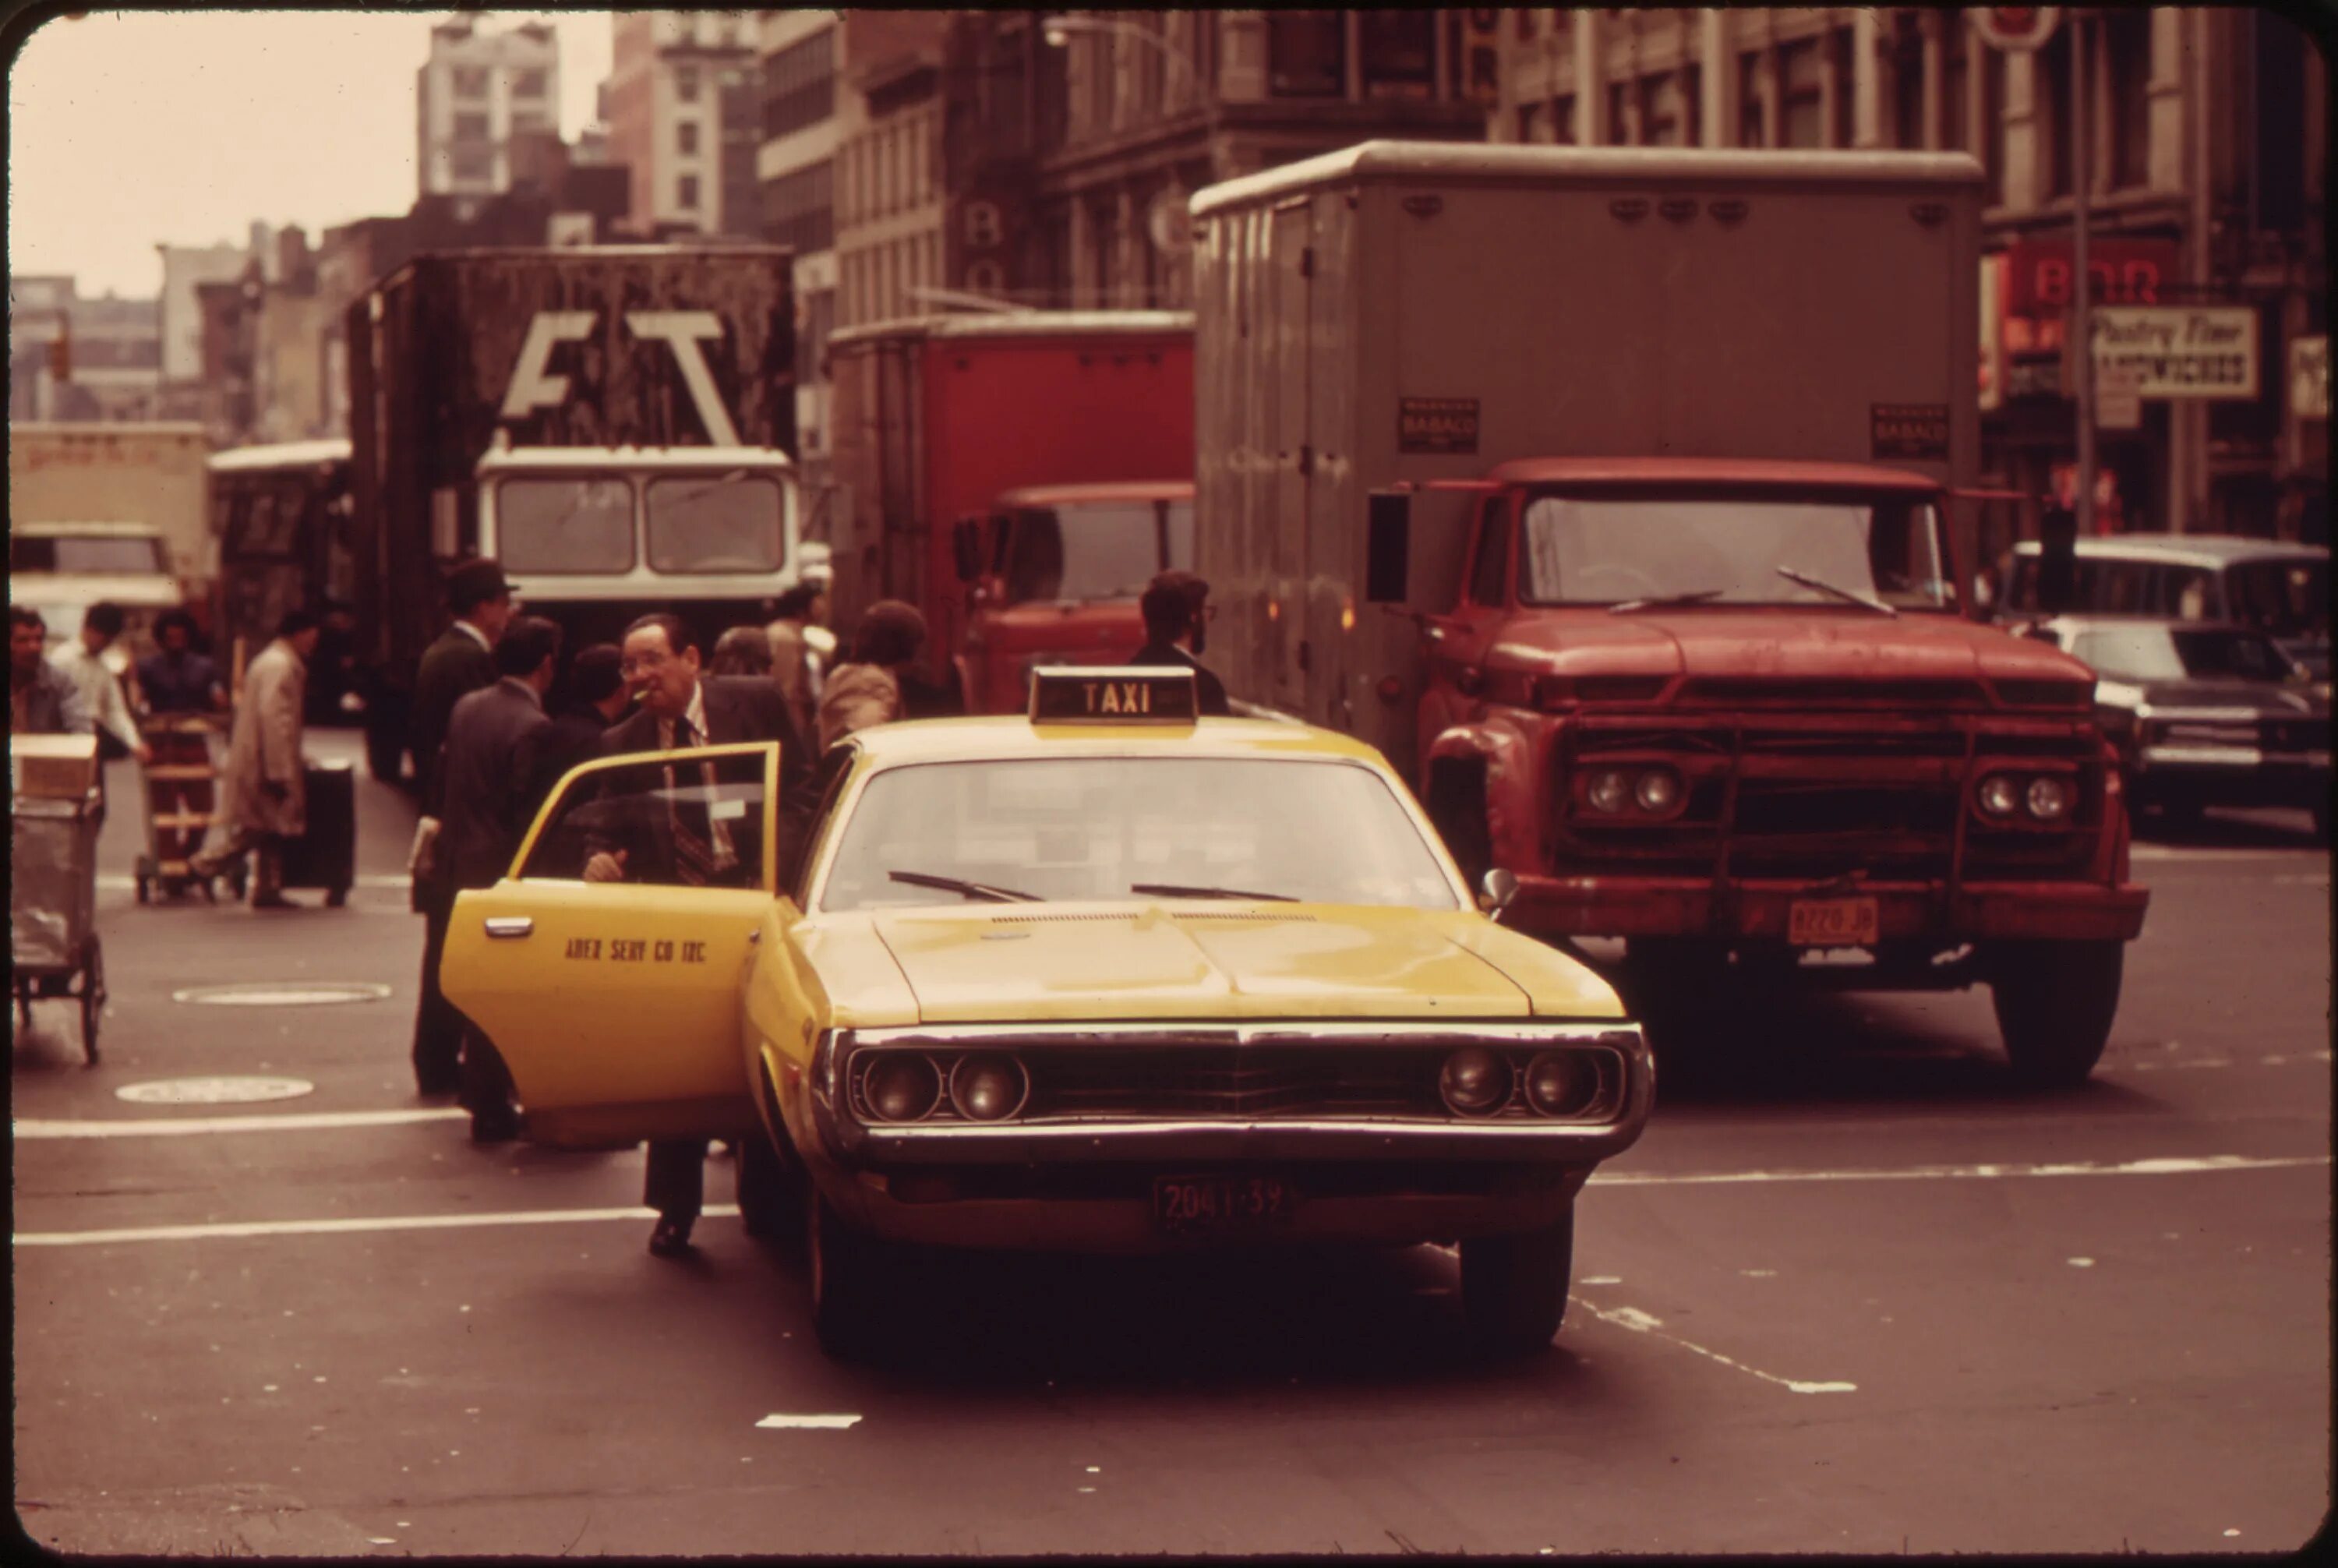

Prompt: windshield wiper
[
  {"left": 887, "top": 870, "right": 1040, "bottom": 903},
  {"left": 1130, "top": 881, "right": 1298, "bottom": 902},
  {"left": 1609, "top": 588, "right": 1728, "bottom": 614},
  {"left": 1775, "top": 566, "right": 1898, "bottom": 617}
]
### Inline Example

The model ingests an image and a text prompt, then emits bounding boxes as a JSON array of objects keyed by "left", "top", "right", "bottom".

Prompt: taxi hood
[
  {"left": 1486, "top": 610, "right": 2093, "bottom": 690},
  {"left": 853, "top": 902, "right": 1625, "bottom": 1025}
]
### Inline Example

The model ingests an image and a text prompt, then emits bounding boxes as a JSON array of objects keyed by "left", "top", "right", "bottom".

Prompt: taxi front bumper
[
  {"left": 1507, "top": 873, "right": 2150, "bottom": 945},
  {"left": 802, "top": 1021, "right": 1652, "bottom": 1252}
]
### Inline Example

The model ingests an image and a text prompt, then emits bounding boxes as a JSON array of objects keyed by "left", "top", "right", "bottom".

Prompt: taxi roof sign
[{"left": 1029, "top": 666, "right": 1200, "bottom": 725}]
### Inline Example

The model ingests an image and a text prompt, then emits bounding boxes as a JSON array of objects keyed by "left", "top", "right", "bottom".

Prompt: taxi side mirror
[
  {"left": 951, "top": 520, "right": 981, "bottom": 584},
  {"left": 1365, "top": 492, "right": 1410, "bottom": 603},
  {"left": 1478, "top": 867, "right": 1518, "bottom": 922}
]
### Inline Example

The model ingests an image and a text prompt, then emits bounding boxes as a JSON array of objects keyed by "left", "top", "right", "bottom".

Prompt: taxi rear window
[{"left": 818, "top": 756, "right": 1458, "bottom": 913}]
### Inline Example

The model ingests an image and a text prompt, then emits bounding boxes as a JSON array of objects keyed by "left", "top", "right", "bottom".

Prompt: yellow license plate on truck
[{"left": 1789, "top": 896, "right": 1878, "bottom": 947}]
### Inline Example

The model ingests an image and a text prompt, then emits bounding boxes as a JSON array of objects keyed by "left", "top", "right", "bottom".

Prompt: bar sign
[{"left": 1871, "top": 402, "right": 1950, "bottom": 461}]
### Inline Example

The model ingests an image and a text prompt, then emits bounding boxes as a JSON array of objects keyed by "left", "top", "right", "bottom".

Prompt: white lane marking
[
  {"left": 1580, "top": 1276, "right": 1623, "bottom": 1286},
  {"left": 2128, "top": 845, "right": 2319, "bottom": 861},
  {"left": 97, "top": 874, "right": 412, "bottom": 891},
  {"left": 755, "top": 1414, "right": 861, "bottom": 1430},
  {"left": 13, "top": 1205, "right": 741, "bottom": 1248},
  {"left": 1590, "top": 1153, "right": 2331, "bottom": 1188},
  {"left": 2068, "top": 1258, "right": 2096, "bottom": 1268},
  {"left": 1573, "top": 1298, "right": 1856, "bottom": 1395},
  {"left": 15, "top": 1109, "right": 468, "bottom": 1139}
]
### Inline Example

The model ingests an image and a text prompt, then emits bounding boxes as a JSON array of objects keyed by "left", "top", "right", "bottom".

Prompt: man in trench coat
[{"left": 194, "top": 611, "right": 320, "bottom": 908}]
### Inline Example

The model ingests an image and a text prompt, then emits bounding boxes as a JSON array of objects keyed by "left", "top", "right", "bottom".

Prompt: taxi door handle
[{"left": 483, "top": 916, "right": 534, "bottom": 940}]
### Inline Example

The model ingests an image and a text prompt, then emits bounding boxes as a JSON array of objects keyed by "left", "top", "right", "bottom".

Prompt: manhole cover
[
  {"left": 116, "top": 1076, "right": 316, "bottom": 1106},
  {"left": 172, "top": 983, "right": 393, "bottom": 1007}
]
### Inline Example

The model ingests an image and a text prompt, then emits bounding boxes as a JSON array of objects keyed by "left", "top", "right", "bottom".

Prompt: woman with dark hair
[
  {"left": 136, "top": 609, "right": 226, "bottom": 715},
  {"left": 708, "top": 623, "right": 774, "bottom": 678}
]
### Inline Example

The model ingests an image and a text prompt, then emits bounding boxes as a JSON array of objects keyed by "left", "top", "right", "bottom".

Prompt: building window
[
  {"left": 2040, "top": 24, "right": 2072, "bottom": 197},
  {"left": 1981, "top": 44, "right": 2005, "bottom": 206},
  {"left": 762, "top": 159, "right": 834, "bottom": 256},
  {"left": 452, "top": 65, "right": 489, "bottom": 98},
  {"left": 1268, "top": 11, "right": 1345, "bottom": 97},
  {"left": 450, "top": 146, "right": 493, "bottom": 183},
  {"left": 2104, "top": 9, "right": 2152, "bottom": 190},
  {"left": 1942, "top": 18, "right": 1970, "bottom": 154},
  {"left": 1361, "top": 12, "right": 1435, "bottom": 99},
  {"left": 1738, "top": 51, "right": 1766, "bottom": 147},
  {"left": 1608, "top": 79, "right": 1632, "bottom": 145},
  {"left": 1829, "top": 25, "right": 1855, "bottom": 149},
  {"left": 762, "top": 26, "right": 836, "bottom": 139},
  {"left": 1891, "top": 26, "right": 1924, "bottom": 148},
  {"left": 1779, "top": 39, "right": 1822, "bottom": 149},
  {"left": 677, "top": 65, "right": 701, "bottom": 104},
  {"left": 1516, "top": 102, "right": 1543, "bottom": 143},
  {"left": 1640, "top": 69, "right": 1688, "bottom": 147},
  {"left": 1514, "top": 9, "right": 1538, "bottom": 42},
  {"left": 1553, "top": 92, "right": 1577, "bottom": 146},
  {"left": 454, "top": 111, "right": 489, "bottom": 142},
  {"left": 679, "top": 174, "right": 701, "bottom": 210},
  {"left": 678, "top": 120, "right": 700, "bottom": 156},
  {"left": 512, "top": 67, "right": 547, "bottom": 99}
]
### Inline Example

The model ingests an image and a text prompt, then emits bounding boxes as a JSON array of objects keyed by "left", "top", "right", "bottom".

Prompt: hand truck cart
[
  {"left": 132, "top": 712, "right": 241, "bottom": 903},
  {"left": 12, "top": 786, "right": 108, "bottom": 1064}
]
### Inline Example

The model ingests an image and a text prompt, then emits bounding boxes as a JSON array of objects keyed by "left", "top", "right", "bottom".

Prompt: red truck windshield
[
  {"left": 1002, "top": 499, "right": 1194, "bottom": 606},
  {"left": 1517, "top": 492, "right": 1952, "bottom": 612}
]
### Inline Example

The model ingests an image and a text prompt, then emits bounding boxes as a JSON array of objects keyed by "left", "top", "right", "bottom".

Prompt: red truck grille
[{"left": 1557, "top": 715, "right": 2103, "bottom": 882}]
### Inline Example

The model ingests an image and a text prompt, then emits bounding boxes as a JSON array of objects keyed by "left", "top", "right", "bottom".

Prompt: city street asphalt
[{"left": 11, "top": 732, "right": 2331, "bottom": 1556}]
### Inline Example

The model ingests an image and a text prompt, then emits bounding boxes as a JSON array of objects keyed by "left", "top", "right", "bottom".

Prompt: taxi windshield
[{"left": 818, "top": 756, "right": 1459, "bottom": 913}]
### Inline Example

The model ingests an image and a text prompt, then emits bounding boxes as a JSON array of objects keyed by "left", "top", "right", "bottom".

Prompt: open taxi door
[{"left": 440, "top": 742, "right": 779, "bottom": 1149}]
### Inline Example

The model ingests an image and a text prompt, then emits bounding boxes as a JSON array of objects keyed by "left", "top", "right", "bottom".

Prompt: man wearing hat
[
  {"left": 1128, "top": 570, "right": 1231, "bottom": 716},
  {"left": 408, "top": 557, "right": 516, "bottom": 1097}
]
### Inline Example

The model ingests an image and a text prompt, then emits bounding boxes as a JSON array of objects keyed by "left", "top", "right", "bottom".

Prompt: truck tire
[
  {"left": 1459, "top": 1208, "right": 1575, "bottom": 1358},
  {"left": 736, "top": 1127, "right": 802, "bottom": 1246},
  {"left": 1990, "top": 939, "right": 2123, "bottom": 1089},
  {"left": 807, "top": 1188, "right": 896, "bottom": 1361}
]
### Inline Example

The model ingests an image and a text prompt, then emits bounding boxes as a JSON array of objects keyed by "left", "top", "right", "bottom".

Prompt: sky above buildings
[{"left": 7, "top": 8, "right": 615, "bottom": 298}]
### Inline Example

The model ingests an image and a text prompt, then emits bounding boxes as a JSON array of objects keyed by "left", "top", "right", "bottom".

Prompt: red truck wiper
[{"left": 1775, "top": 567, "right": 1898, "bottom": 618}]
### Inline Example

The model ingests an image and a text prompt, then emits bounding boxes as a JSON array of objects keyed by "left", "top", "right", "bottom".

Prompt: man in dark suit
[
  {"left": 588, "top": 612, "right": 808, "bottom": 1258},
  {"left": 409, "top": 558, "right": 517, "bottom": 1097},
  {"left": 433, "top": 616, "right": 563, "bottom": 1143},
  {"left": 529, "top": 643, "right": 630, "bottom": 808},
  {"left": 1127, "top": 570, "right": 1232, "bottom": 715}
]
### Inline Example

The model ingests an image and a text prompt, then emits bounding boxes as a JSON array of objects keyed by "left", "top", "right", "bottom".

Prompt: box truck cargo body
[
  {"left": 9, "top": 423, "right": 213, "bottom": 653},
  {"left": 1192, "top": 143, "right": 2146, "bottom": 1087},
  {"left": 824, "top": 313, "right": 1193, "bottom": 702},
  {"left": 346, "top": 245, "right": 796, "bottom": 778}
]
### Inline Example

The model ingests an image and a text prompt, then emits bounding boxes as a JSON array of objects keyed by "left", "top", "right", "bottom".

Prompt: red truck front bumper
[{"left": 1510, "top": 874, "right": 2150, "bottom": 945}]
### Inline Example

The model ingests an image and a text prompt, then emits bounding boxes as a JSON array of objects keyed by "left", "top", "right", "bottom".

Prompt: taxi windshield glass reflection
[{"left": 819, "top": 757, "right": 1459, "bottom": 912}]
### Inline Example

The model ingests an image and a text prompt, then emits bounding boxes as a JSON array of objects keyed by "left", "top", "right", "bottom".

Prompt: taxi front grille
[{"left": 1025, "top": 1047, "right": 1438, "bottom": 1120}]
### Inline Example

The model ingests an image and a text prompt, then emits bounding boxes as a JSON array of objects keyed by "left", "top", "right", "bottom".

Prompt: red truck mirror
[
  {"left": 1365, "top": 492, "right": 1410, "bottom": 603},
  {"left": 950, "top": 519, "right": 982, "bottom": 584}
]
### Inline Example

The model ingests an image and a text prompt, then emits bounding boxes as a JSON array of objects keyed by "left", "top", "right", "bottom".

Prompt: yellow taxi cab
[{"left": 441, "top": 668, "right": 1654, "bottom": 1358}]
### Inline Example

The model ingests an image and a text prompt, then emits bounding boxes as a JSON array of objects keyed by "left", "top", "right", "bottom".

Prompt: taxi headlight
[
  {"left": 862, "top": 1054, "right": 941, "bottom": 1122},
  {"left": 1633, "top": 767, "right": 1683, "bottom": 816},
  {"left": 2025, "top": 774, "right": 2074, "bottom": 821},
  {"left": 1524, "top": 1051, "right": 1598, "bottom": 1117},
  {"left": 948, "top": 1053, "right": 1029, "bottom": 1121},
  {"left": 1976, "top": 773, "right": 2021, "bottom": 817},
  {"left": 1439, "top": 1047, "right": 1511, "bottom": 1117},
  {"left": 1585, "top": 770, "right": 1632, "bottom": 814}
]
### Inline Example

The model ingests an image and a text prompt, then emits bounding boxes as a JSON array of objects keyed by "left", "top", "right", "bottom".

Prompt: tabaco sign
[
  {"left": 1871, "top": 403, "right": 1951, "bottom": 461},
  {"left": 1398, "top": 396, "right": 1480, "bottom": 454}
]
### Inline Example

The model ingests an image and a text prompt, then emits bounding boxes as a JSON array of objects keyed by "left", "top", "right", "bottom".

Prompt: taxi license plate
[
  {"left": 1788, "top": 895, "right": 1878, "bottom": 947},
  {"left": 1153, "top": 1175, "right": 1298, "bottom": 1234}
]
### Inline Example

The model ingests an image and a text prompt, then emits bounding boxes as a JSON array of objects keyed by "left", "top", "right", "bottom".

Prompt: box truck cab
[
  {"left": 1190, "top": 141, "right": 2148, "bottom": 1087},
  {"left": 824, "top": 313, "right": 1193, "bottom": 712},
  {"left": 948, "top": 480, "right": 1195, "bottom": 715},
  {"left": 475, "top": 443, "right": 801, "bottom": 652}
]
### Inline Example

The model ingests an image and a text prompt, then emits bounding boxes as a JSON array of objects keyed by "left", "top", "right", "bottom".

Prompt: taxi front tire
[
  {"left": 1459, "top": 1208, "right": 1575, "bottom": 1358},
  {"left": 807, "top": 1188, "right": 899, "bottom": 1361}
]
